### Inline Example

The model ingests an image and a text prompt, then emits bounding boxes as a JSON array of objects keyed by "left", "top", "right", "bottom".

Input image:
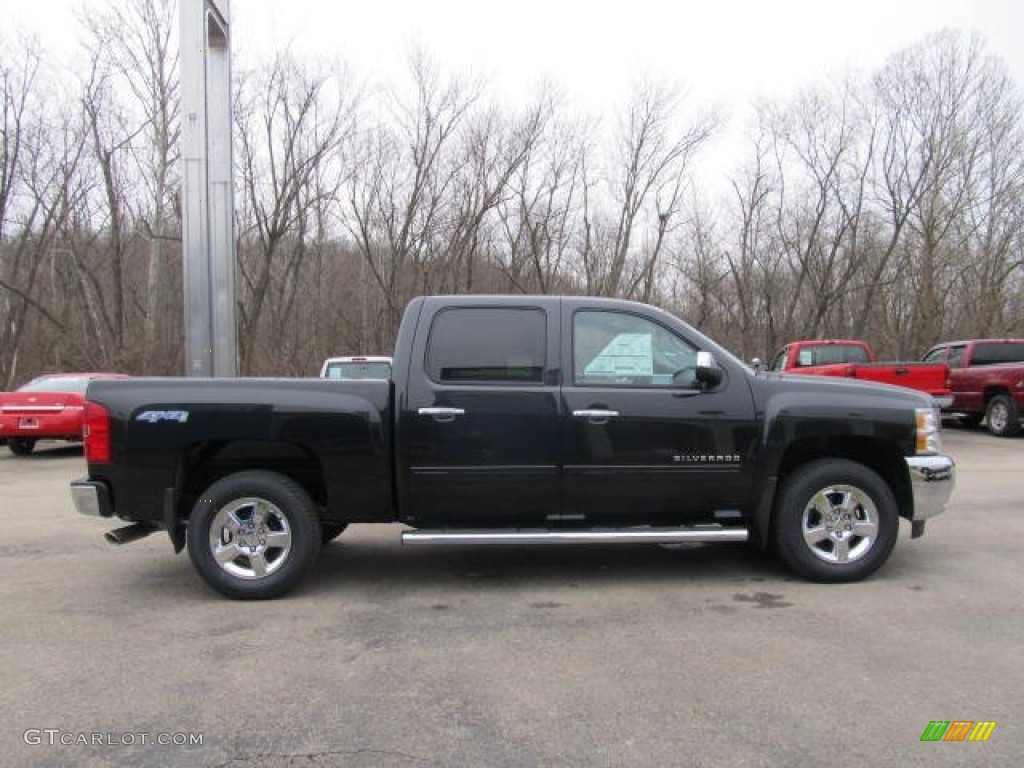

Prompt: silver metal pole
[{"left": 180, "top": 0, "right": 237, "bottom": 377}]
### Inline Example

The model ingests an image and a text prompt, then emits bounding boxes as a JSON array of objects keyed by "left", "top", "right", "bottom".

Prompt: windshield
[
  {"left": 323, "top": 361, "right": 391, "bottom": 380},
  {"left": 793, "top": 344, "right": 870, "bottom": 367},
  {"left": 19, "top": 376, "right": 93, "bottom": 394}
]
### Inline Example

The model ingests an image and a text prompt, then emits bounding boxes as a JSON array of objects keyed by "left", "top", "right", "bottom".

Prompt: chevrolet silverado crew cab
[{"left": 71, "top": 296, "right": 955, "bottom": 599}]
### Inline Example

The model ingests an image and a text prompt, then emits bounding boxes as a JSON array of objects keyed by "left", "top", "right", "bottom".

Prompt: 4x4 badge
[{"left": 136, "top": 410, "right": 189, "bottom": 423}]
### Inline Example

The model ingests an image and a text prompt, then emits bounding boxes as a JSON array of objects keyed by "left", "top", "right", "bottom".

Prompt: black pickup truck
[{"left": 71, "top": 296, "right": 955, "bottom": 599}]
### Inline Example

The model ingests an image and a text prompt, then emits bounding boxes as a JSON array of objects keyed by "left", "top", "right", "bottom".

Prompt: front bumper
[
  {"left": 70, "top": 479, "right": 113, "bottom": 518},
  {"left": 906, "top": 455, "right": 955, "bottom": 521}
]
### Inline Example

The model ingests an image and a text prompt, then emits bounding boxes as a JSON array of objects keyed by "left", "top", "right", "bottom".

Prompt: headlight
[{"left": 915, "top": 407, "right": 941, "bottom": 455}]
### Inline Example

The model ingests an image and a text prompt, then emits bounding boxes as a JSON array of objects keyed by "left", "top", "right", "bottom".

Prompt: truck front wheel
[
  {"left": 985, "top": 394, "right": 1021, "bottom": 437},
  {"left": 774, "top": 459, "right": 898, "bottom": 583},
  {"left": 187, "top": 470, "right": 322, "bottom": 599}
]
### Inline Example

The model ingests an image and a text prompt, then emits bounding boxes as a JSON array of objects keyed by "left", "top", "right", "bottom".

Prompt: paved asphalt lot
[{"left": 1, "top": 427, "right": 1021, "bottom": 767}]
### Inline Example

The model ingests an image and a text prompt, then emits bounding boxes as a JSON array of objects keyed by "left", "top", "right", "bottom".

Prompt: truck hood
[{"left": 756, "top": 371, "right": 933, "bottom": 410}]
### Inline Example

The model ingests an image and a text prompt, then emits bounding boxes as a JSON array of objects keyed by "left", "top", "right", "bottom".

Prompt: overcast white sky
[
  {"left": 227, "top": 0, "right": 1024, "bottom": 110},
  {"left": 5, "top": 0, "right": 1023, "bottom": 183},
  {"left": 6, "top": 0, "right": 1023, "bottom": 106}
]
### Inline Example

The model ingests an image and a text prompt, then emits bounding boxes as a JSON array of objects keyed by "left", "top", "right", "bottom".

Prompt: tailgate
[{"left": 848, "top": 362, "right": 950, "bottom": 394}]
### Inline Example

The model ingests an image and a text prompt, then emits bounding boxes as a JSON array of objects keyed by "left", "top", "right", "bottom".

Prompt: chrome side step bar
[{"left": 401, "top": 526, "right": 748, "bottom": 546}]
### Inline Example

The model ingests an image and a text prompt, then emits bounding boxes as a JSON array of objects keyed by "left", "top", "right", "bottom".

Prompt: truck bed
[{"left": 795, "top": 361, "right": 952, "bottom": 405}]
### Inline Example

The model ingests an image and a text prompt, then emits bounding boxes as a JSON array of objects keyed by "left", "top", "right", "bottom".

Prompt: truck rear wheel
[
  {"left": 187, "top": 470, "right": 322, "bottom": 599},
  {"left": 985, "top": 394, "right": 1021, "bottom": 437},
  {"left": 773, "top": 459, "right": 898, "bottom": 583}
]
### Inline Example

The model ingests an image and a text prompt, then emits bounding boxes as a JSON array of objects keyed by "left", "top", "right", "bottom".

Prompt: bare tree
[
  {"left": 720, "top": 128, "right": 787, "bottom": 359},
  {"left": 84, "top": 0, "right": 181, "bottom": 369},
  {"left": 865, "top": 32, "right": 988, "bottom": 353},
  {"left": 669, "top": 202, "right": 731, "bottom": 342},
  {"left": 234, "top": 52, "right": 357, "bottom": 373},
  {"left": 588, "top": 81, "right": 720, "bottom": 298},
  {"left": 0, "top": 35, "right": 68, "bottom": 387},
  {"left": 940, "top": 40, "right": 1024, "bottom": 337},
  {"left": 343, "top": 49, "right": 480, "bottom": 342},
  {"left": 494, "top": 90, "right": 590, "bottom": 294},
  {"left": 436, "top": 98, "right": 548, "bottom": 294},
  {"left": 760, "top": 76, "right": 878, "bottom": 342}
]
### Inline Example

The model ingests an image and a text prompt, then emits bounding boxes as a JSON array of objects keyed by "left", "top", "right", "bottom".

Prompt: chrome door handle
[
  {"left": 418, "top": 407, "right": 465, "bottom": 423},
  {"left": 573, "top": 409, "right": 620, "bottom": 424}
]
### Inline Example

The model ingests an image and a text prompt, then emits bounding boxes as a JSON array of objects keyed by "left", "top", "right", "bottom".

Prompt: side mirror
[{"left": 696, "top": 351, "right": 724, "bottom": 387}]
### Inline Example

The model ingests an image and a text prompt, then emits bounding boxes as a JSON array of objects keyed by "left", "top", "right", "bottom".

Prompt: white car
[{"left": 319, "top": 356, "right": 392, "bottom": 380}]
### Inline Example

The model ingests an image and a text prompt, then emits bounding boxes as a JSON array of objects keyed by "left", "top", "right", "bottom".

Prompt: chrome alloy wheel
[
  {"left": 988, "top": 400, "right": 1010, "bottom": 433},
  {"left": 801, "top": 484, "right": 879, "bottom": 564},
  {"left": 209, "top": 497, "right": 293, "bottom": 579}
]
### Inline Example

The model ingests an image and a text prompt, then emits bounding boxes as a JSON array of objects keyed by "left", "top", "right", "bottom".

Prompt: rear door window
[
  {"left": 971, "top": 342, "right": 1024, "bottom": 365},
  {"left": 426, "top": 307, "right": 546, "bottom": 384}
]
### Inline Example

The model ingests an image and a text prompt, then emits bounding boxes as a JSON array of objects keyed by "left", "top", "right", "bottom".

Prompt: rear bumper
[
  {"left": 905, "top": 455, "right": 955, "bottom": 521},
  {"left": 932, "top": 395, "right": 954, "bottom": 409},
  {"left": 0, "top": 410, "right": 83, "bottom": 439},
  {"left": 70, "top": 479, "right": 113, "bottom": 518}
]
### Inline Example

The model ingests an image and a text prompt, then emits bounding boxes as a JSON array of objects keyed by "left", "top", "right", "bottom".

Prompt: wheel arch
[
  {"left": 983, "top": 385, "right": 1011, "bottom": 403},
  {"left": 174, "top": 440, "right": 329, "bottom": 523},
  {"left": 773, "top": 436, "right": 911, "bottom": 523}
]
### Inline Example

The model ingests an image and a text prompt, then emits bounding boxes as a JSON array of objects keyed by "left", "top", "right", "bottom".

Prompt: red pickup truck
[
  {"left": 922, "top": 339, "right": 1024, "bottom": 436},
  {"left": 770, "top": 340, "right": 952, "bottom": 408}
]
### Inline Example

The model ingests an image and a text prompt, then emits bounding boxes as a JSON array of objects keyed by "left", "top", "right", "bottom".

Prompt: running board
[{"left": 401, "top": 526, "right": 748, "bottom": 546}]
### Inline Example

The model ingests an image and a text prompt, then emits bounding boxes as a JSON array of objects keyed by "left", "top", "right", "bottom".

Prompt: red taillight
[{"left": 84, "top": 401, "right": 111, "bottom": 463}]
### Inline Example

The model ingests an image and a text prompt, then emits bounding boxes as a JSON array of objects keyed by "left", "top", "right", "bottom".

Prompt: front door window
[{"left": 574, "top": 311, "right": 700, "bottom": 388}]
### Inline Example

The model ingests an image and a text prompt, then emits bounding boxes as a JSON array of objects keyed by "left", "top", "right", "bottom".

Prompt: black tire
[
  {"left": 773, "top": 459, "right": 898, "bottom": 583},
  {"left": 321, "top": 522, "right": 349, "bottom": 544},
  {"left": 8, "top": 437, "right": 36, "bottom": 456},
  {"left": 187, "top": 470, "right": 322, "bottom": 599},
  {"left": 985, "top": 395, "right": 1021, "bottom": 437}
]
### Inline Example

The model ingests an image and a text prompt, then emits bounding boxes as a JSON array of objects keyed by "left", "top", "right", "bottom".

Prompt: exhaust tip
[{"left": 105, "top": 523, "right": 157, "bottom": 546}]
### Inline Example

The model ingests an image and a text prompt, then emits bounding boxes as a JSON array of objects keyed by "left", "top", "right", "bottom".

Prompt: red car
[{"left": 0, "top": 373, "right": 128, "bottom": 455}]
